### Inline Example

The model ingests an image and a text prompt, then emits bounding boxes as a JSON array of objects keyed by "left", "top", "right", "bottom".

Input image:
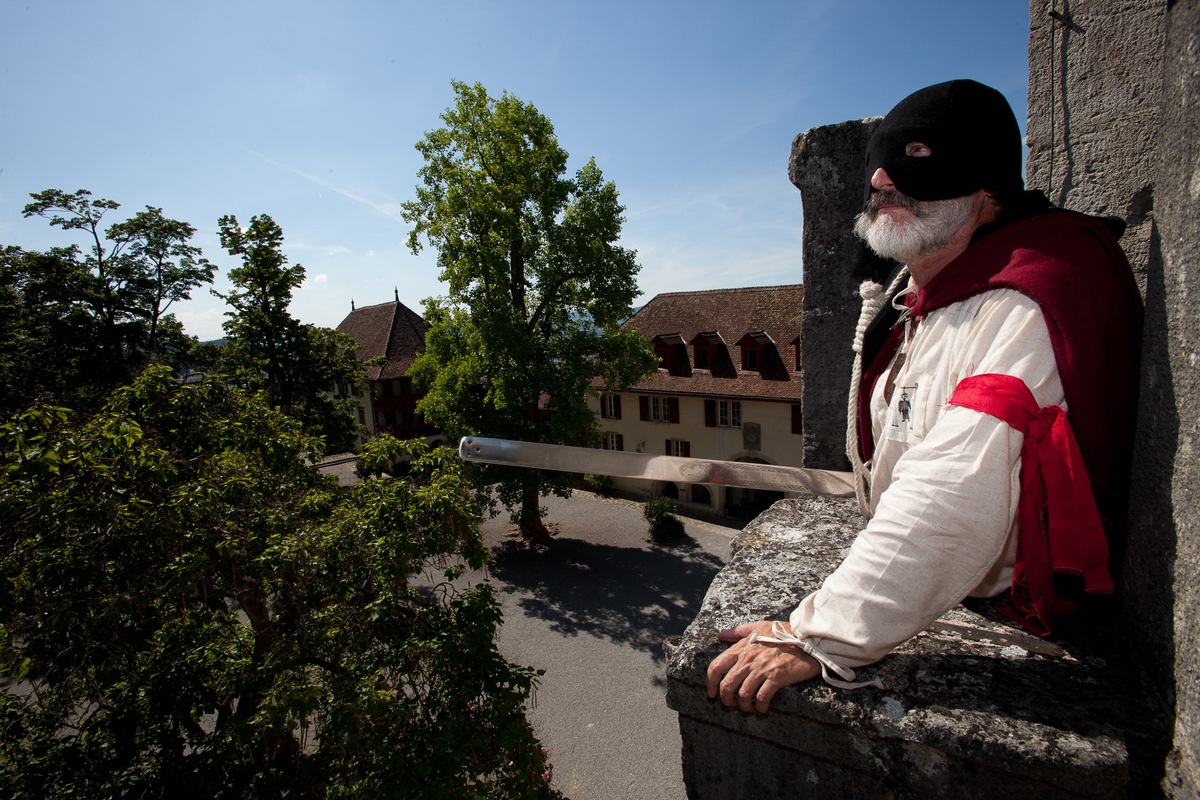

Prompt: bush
[
  {"left": 643, "top": 496, "right": 686, "bottom": 543},
  {"left": 0, "top": 367, "right": 547, "bottom": 799},
  {"left": 582, "top": 473, "right": 614, "bottom": 496}
]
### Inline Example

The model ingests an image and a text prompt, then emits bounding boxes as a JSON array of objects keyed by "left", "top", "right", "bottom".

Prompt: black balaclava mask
[{"left": 864, "top": 79, "right": 1024, "bottom": 207}]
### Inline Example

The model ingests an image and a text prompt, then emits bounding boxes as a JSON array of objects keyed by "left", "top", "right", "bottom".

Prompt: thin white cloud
[
  {"left": 244, "top": 148, "right": 408, "bottom": 223},
  {"left": 287, "top": 239, "right": 355, "bottom": 258}
]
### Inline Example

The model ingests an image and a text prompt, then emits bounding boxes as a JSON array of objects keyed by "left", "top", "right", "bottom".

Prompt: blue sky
[{"left": 0, "top": 1, "right": 1031, "bottom": 341}]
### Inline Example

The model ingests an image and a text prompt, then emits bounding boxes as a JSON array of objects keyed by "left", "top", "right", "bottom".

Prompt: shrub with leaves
[
  {"left": 582, "top": 473, "right": 614, "bottom": 496},
  {"left": 643, "top": 496, "right": 686, "bottom": 544},
  {"left": 0, "top": 366, "right": 547, "bottom": 799}
]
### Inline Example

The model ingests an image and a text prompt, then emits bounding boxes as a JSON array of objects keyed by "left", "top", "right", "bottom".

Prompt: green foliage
[
  {"left": 0, "top": 246, "right": 100, "bottom": 414},
  {"left": 214, "top": 213, "right": 308, "bottom": 407},
  {"left": 106, "top": 204, "right": 216, "bottom": 348},
  {"left": 643, "top": 496, "right": 686, "bottom": 543},
  {"left": 6, "top": 189, "right": 214, "bottom": 413},
  {"left": 402, "top": 81, "right": 658, "bottom": 539},
  {"left": 214, "top": 214, "right": 367, "bottom": 454},
  {"left": 582, "top": 473, "right": 614, "bottom": 496},
  {"left": 0, "top": 367, "right": 547, "bottom": 799}
]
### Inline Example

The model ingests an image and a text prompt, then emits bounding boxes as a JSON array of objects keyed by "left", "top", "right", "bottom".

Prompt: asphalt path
[{"left": 462, "top": 492, "right": 738, "bottom": 800}]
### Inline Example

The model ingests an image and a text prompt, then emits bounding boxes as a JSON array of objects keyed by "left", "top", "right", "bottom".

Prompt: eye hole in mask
[{"left": 864, "top": 80, "right": 1024, "bottom": 207}]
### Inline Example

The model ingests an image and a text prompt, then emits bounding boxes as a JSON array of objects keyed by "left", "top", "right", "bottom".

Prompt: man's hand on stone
[{"left": 705, "top": 620, "right": 822, "bottom": 714}]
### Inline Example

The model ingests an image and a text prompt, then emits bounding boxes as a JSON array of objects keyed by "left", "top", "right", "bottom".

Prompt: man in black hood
[{"left": 706, "top": 80, "right": 1143, "bottom": 711}]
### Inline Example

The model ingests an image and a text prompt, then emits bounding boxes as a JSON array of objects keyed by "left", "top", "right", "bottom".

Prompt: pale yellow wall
[
  {"left": 588, "top": 390, "right": 806, "bottom": 515},
  {"left": 591, "top": 392, "right": 803, "bottom": 464}
]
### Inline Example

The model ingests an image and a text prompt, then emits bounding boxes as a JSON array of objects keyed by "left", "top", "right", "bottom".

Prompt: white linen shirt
[{"left": 788, "top": 286, "right": 1065, "bottom": 669}]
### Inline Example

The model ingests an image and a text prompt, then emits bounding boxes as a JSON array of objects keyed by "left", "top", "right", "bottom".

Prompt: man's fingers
[
  {"left": 705, "top": 640, "right": 744, "bottom": 698},
  {"left": 754, "top": 676, "right": 786, "bottom": 714},
  {"left": 706, "top": 620, "right": 824, "bottom": 714},
  {"left": 732, "top": 667, "right": 767, "bottom": 714},
  {"left": 719, "top": 659, "right": 756, "bottom": 709},
  {"left": 707, "top": 622, "right": 764, "bottom": 697},
  {"left": 716, "top": 622, "right": 758, "bottom": 643}
]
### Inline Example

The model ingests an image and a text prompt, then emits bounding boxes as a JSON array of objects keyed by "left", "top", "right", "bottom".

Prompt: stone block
[
  {"left": 665, "top": 497, "right": 1157, "bottom": 799},
  {"left": 1026, "top": 0, "right": 1165, "bottom": 293},
  {"left": 1145, "top": 1, "right": 1200, "bottom": 795},
  {"left": 788, "top": 119, "right": 894, "bottom": 472}
]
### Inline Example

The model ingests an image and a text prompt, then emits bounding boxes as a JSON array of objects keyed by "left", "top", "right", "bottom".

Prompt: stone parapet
[
  {"left": 665, "top": 497, "right": 1156, "bottom": 799},
  {"left": 788, "top": 119, "right": 894, "bottom": 472}
]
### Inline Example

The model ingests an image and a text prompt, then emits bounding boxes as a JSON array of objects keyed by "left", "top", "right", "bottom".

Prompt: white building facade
[{"left": 590, "top": 285, "right": 806, "bottom": 518}]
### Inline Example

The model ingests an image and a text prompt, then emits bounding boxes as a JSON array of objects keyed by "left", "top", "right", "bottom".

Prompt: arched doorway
[{"left": 725, "top": 457, "right": 784, "bottom": 519}]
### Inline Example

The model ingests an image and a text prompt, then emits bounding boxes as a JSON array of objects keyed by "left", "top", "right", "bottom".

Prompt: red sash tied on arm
[{"left": 948, "top": 373, "right": 1114, "bottom": 636}]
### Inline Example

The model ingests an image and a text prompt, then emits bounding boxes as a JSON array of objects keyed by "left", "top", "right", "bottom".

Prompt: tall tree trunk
[
  {"left": 509, "top": 233, "right": 526, "bottom": 318},
  {"left": 518, "top": 476, "right": 551, "bottom": 543}
]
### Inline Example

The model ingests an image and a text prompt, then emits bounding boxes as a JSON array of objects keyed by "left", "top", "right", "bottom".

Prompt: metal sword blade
[{"left": 457, "top": 436, "right": 856, "bottom": 498}]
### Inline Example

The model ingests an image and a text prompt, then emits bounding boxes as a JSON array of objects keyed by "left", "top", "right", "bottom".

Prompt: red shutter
[
  {"left": 613, "top": 395, "right": 622, "bottom": 420},
  {"left": 668, "top": 397, "right": 680, "bottom": 424},
  {"left": 640, "top": 396, "right": 650, "bottom": 421},
  {"left": 683, "top": 441, "right": 691, "bottom": 457},
  {"left": 665, "top": 439, "right": 672, "bottom": 455},
  {"left": 615, "top": 433, "right": 624, "bottom": 451},
  {"left": 704, "top": 399, "right": 716, "bottom": 427},
  {"left": 791, "top": 403, "right": 803, "bottom": 435},
  {"left": 600, "top": 396, "right": 609, "bottom": 419}
]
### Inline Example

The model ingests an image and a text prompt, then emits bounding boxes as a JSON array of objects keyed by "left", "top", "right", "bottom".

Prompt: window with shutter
[
  {"left": 666, "top": 439, "right": 690, "bottom": 457},
  {"left": 647, "top": 396, "right": 680, "bottom": 423},
  {"left": 718, "top": 400, "right": 741, "bottom": 428},
  {"left": 601, "top": 394, "right": 622, "bottom": 419}
]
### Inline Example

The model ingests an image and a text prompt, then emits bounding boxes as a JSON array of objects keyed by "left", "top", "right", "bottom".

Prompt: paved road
[{"left": 465, "top": 492, "right": 737, "bottom": 800}]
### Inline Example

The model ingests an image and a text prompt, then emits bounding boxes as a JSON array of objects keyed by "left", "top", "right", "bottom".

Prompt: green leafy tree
[
  {"left": 0, "top": 245, "right": 101, "bottom": 414},
  {"left": 20, "top": 189, "right": 214, "bottom": 375},
  {"left": 0, "top": 366, "right": 548, "bottom": 799},
  {"left": 106, "top": 205, "right": 216, "bottom": 352},
  {"left": 214, "top": 214, "right": 363, "bottom": 453},
  {"left": 403, "top": 81, "right": 657, "bottom": 542}
]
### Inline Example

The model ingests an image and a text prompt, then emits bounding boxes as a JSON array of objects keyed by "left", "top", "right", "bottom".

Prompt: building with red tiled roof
[
  {"left": 589, "top": 285, "right": 804, "bottom": 518},
  {"left": 335, "top": 294, "right": 441, "bottom": 447}
]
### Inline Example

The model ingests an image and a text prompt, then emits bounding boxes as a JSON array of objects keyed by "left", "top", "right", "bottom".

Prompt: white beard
[{"left": 854, "top": 194, "right": 977, "bottom": 264}]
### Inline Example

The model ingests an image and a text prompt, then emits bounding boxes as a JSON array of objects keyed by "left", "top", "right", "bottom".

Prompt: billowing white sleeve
[{"left": 790, "top": 291, "right": 1064, "bottom": 669}]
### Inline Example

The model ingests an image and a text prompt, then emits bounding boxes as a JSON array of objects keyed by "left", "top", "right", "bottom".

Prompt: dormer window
[
  {"left": 736, "top": 330, "right": 789, "bottom": 380},
  {"left": 652, "top": 333, "right": 691, "bottom": 377},
  {"left": 689, "top": 332, "right": 736, "bottom": 378}
]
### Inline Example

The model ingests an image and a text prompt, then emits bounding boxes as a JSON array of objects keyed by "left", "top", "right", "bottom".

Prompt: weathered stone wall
[
  {"left": 787, "top": 120, "right": 894, "bottom": 471},
  {"left": 1028, "top": 1, "right": 1198, "bottom": 795},
  {"left": 1147, "top": 2, "right": 1200, "bottom": 795},
  {"left": 1025, "top": 0, "right": 1166, "bottom": 293},
  {"left": 665, "top": 498, "right": 1158, "bottom": 799}
]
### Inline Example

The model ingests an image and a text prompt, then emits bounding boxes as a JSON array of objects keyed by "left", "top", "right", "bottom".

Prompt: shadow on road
[{"left": 486, "top": 535, "right": 724, "bottom": 664}]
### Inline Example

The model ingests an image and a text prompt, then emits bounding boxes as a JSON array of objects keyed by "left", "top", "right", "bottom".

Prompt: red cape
[{"left": 859, "top": 210, "right": 1144, "bottom": 537}]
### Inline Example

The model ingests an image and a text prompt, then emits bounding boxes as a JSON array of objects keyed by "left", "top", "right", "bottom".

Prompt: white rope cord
[
  {"left": 749, "top": 621, "right": 884, "bottom": 690},
  {"left": 845, "top": 269, "right": 909, "bottom": 516}
]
